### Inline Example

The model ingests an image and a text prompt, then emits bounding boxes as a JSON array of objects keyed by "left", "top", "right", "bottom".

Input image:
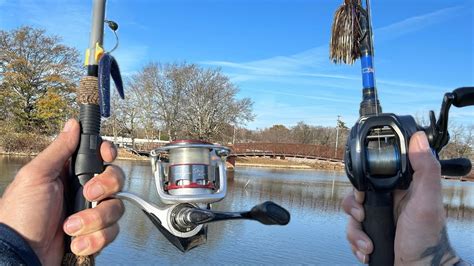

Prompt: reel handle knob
[
  {"left": 246, "top": 201, "right": 291, "bottom": 225},
  {"left": 452, "top": 87, "right": 474, "bottom": 108},
  {"left": 440, "top": 158, "right": 472, "bottom": 177}
]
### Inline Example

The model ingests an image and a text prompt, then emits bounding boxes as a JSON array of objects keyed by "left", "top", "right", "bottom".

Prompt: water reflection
[
  {"left": 0, "top": 156, "right": 472, "bottom": 264},
  {"left": 100, "top": 163, "right": 474, "bottom": 264},
  {"left": 442, "top": 181, "right": 474, "bottom": 220},
  {"left": 0, "top": 156, "right": 31, "bottom": 194}
]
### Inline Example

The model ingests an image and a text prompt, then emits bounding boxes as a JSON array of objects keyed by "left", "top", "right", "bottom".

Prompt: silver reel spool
[{"left": 150, "top": 140, "right": 230, "bottom": 204}]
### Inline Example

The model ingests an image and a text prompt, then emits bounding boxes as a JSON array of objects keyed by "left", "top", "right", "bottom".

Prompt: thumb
[
  {"left": 408, "top": 131, "right": 442, "bottom": 203},
  {"left": 20, "top": 119, "right": 80, "bottom": 181}
]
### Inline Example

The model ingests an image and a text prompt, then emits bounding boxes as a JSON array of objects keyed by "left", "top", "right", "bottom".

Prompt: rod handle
[
  {"left": 452, "top": 87, "right": 474, "bottom": 108},
  {"left": 64, "top": 105, "right": 103, "bottom": 265},
  {"left": 362, "top": 191, "right": 395, "bottom": 266}
]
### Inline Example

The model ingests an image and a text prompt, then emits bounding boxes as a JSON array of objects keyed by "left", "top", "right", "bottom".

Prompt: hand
[
  {"left": 0, "top": 119, "right": 125, "bottom": 265},
  {"left": 342, "top": 132, "right": 460, "bottom": 265}
]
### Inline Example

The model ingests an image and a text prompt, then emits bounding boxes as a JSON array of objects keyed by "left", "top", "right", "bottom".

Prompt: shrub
[{"left": 0, "top": 131, "right": 51, "bottom": 154}]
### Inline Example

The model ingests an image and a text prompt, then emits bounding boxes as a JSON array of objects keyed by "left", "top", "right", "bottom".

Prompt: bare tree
[
  {"left": 129, "top": 63, "right": 191, "bottom": 140},
  {"left": 180, "top": 67, "right": 254, "bottom": 140},
  {"left": 291, "top": 121, "right": 314, "bottom": 144},
  {"left": 441, "top": 123, "right": 474, "bottom": 159},
  {"left": 122, "top": 62, "right": 253, "bottom": 142}
]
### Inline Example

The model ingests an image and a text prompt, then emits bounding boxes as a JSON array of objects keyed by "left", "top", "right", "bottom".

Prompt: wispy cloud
[
  {"left": 202, "top": 5, "right": 464, "bottom": 88},
  {"left": 200, "top": 5, "right": 469, "bottom": 128},
  {"left": 376, "top": 5, "right": 465, "bottom": 42}
]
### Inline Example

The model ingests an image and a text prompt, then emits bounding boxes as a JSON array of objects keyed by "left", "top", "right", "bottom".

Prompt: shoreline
[
  {"left": 1, "top": 151, "right": 472, "bottom": 180},
  {"left": 235, "top": 162, "right": 313, "bottom": 169},
  {"left": 233, "top": 157, "right": 345, "bottom": 172}
]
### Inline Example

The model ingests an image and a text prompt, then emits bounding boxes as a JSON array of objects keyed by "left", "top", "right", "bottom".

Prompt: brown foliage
[
  {"left": 0, "top": 131, "right": 50, "bottom": 154},
  {"left": 0, "top": 26, "right": 80, "bottom": 134}
]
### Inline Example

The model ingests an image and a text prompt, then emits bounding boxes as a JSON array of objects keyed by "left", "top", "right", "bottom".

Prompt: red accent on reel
[{"left": 166, "top": 182, "right": 215, "bottom": 190}]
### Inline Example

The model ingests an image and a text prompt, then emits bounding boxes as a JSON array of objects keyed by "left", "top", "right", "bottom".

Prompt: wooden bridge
[
  {"left": 123, "top": 142, "right": 343, "bottom": 164},
  {"left": 227, "top": 143, "right": 344, "bottom": 167}
]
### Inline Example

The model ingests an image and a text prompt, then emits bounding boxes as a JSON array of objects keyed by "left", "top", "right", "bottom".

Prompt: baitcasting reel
[
  {"left": 115, "top": 140, "right": 290, "bottom": 252},
  {"left": 344, "top": 87, "right": 473, "bottom": 264},
  {"left": 346, "top": 87, "right": 473, "bottom": 192}
]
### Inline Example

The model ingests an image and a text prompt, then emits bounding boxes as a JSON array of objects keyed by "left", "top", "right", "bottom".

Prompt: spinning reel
[
  {"left": 115, "top": 140, "right": 290, "bottom": 252},
  {"left": 345, "top": 87, "right": 473, "bottom": 265}
]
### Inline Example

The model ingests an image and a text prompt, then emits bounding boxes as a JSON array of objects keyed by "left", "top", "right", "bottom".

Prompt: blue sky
[{"left": 1, "top": 0, "right": 473, "bottom": 129}]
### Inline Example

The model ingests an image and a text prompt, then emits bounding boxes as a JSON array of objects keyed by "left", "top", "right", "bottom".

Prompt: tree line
[
  {"left": 101, "top": 62, "right": 254, "bottom": 144},
  {"left": 0, "top": 26, "right": 254, "bottom": 151}
]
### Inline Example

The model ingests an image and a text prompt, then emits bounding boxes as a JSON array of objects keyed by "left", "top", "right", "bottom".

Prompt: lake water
[{"left": 1, "top": 155, "right": 473, "bottom": 264}]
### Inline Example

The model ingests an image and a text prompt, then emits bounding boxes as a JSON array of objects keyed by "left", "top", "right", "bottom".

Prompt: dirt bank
[
  {"left": 117, "top": 148, "right": 149, "bottom": 161},
  {"left": 235, "top": 157, "right": 344, "bottom": 171}
]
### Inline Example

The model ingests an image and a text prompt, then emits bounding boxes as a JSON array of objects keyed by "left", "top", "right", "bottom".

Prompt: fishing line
[{"left": 104, "top": 19, "right": 119, "bottom": 53}]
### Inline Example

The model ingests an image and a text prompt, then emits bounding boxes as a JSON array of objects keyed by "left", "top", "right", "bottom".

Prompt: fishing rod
[
  {"left": 330, "top": 1, "right": 473, "bottom": 265},
  {"left": 115, "top": 140, "right": 291, "bottom": 252},
  {"left": 64, "top": 1, "right": 290, "bottom": 255},
  {"left": 64, "top": 0, "right": 124, "bottom": 264}
]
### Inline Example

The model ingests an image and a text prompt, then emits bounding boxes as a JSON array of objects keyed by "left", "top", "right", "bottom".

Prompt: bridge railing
[{"left": 231, "top": 143, "right": 344, "bottom": 160}]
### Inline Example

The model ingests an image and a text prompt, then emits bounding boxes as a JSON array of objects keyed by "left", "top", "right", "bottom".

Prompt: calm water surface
[{"left": 0, "top": 155, "right": 473, "bottom": 264}]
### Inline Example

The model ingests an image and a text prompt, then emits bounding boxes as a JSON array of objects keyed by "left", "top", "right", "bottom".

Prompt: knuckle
[
  {"left": 95, "top": 165, "right": 124, "bottom": 193},
  {"left": 83, "top": 209, "right": 104, "bottom": 229},
  {"left": 91, "top": 225, "right": 119, "bottom": 251},
  {"left": 116, "top": 200, "right": 125, "bottom": 217},
  {"left": 106, "top": 199, "right": 125, "bottom": 220},
  {"left": 89, "top": 230, "right": 108, "bottom": 251}
]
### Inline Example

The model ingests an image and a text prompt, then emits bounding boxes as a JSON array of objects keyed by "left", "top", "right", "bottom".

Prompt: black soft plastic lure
[{"left": 98, "top": 53, "right": 125, "bottom": 117}]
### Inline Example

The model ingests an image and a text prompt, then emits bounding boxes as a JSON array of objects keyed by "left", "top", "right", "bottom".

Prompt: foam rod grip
[{"left": 362, "top": 191, "right": 395, "bottom": 266}]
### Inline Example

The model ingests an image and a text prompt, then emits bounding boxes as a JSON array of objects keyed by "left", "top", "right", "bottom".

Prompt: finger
[
  {"left": 408, "top": 132, "right": 444, "bottom": 219},
  {"left": 63, "top": 199, "right": 124, "bottom": 236},
  {"left": 19, "top": 119, "right": 79, "bottom": 181},
  {"left": 342, "top": 192, "right": 365, "bottom": 222},
  {"left": 351, "top": 244, "right": 369, "bottom": 264},
  {"left": 83, "top": 165, "right": 125, "bottom": 201},
  {"left": 70, "top": 223, "right": 120, "bottom": 256},
  {"left": 354, "top": 190, "right": 365, "bottom": 204},
  {"left": 100, "top": 140, "right": 117, "bottom": 163},
  {"left": 347, "top": 217, "right": 373, "bottom": 256},
  {"left": 408, "top": 132, "right": 441, "bottom": 188}
]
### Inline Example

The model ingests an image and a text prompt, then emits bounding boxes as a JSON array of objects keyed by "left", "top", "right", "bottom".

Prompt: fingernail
[
  {"left": 73, "top": 238, "right": 89, "bottom": 254},
  {"left": 88, "top": 183, "right": 105, "bottom": 199},
  {"left": 65, "top": 217, "right": 83, "bottom": 234},
  {"left": 351, "top": 207, "right": 363, "bottom": 221},
  {"left": 62, "top": 120, "right": 73, "bottom": 132},
  {"left": 110, "top": 146, "right": 117, "bottom": 159},
  {"left": 415, "top": 132, "right": 430, "bottom": 152},
  {"left": 356, "top": 250, "right": 367, "bottom": 263},
  {"left": 357, "top": 240, "right": 368, "bottom": 253}
]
